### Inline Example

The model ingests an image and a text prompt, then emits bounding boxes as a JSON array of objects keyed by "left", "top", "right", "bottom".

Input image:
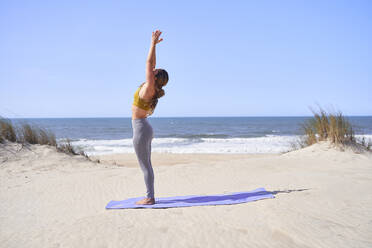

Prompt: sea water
[{"left": 10, "top": 117, "right": 372, "bottom": 155}]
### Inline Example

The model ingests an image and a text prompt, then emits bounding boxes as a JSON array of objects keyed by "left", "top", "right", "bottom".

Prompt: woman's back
[{"left": 132, "top": 83, "right": 155, "bottom": 119}]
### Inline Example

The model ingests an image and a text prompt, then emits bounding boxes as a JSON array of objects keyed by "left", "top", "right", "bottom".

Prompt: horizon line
[{"left": 5, "top": 115, "right": 372, "bottom": 119}]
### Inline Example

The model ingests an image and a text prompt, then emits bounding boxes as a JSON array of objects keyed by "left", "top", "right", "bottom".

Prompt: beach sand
[{"left": 1, "top": 141, "right": 372, "bottom": 247}]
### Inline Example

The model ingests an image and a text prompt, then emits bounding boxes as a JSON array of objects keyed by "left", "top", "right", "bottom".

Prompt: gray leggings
[{"left": 132, "top": 118, "right": 155, "bottom": 199}]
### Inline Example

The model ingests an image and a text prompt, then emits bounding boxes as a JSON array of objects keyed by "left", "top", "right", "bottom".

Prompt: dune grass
[
  {"left": 56, "top": 138, "right": 90, "bottom": 157},
  {"left": 19, "top": 123, "right": 57, "bottom": 146},
  {"left": 38, "top": 128, "right": 57, "bottom": 146},
  {"left": 301, "top": 108, "right": 370, "bottom": 150},
  {"left": 56, "top": 138, "right": 79, "bottom": 155},
  {"left": 0, "top": 117, "right": 17, "bottom": 142},
  {"left": 302, "top": 108, "right": 354, "bottom": 146},
  {"left": 0, "top": 116, "right": 85, "bottom": 156}
]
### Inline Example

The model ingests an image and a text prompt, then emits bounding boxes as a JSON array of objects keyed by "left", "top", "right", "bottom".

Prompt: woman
[{"left": 132, "top": 30, "right": 169, "bottom": 205}]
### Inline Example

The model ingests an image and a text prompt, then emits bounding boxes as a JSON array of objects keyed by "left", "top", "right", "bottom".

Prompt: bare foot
[{"left": 135, "top": 197, "right": 155, "bottom": 205}]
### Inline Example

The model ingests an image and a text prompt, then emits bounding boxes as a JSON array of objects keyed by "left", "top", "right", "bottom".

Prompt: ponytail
[{"left": 148, "top": 69, "right": 168, "bottom": 116}]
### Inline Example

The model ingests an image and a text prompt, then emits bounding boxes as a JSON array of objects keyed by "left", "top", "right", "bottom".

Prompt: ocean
[{"left": 10, "top": 117, "right": 372, "bottom": 155}]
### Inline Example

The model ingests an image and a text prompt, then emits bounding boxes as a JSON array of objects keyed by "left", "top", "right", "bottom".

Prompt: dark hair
[{"left": 149, "top": 69, "right": 168, "bottom": 115}]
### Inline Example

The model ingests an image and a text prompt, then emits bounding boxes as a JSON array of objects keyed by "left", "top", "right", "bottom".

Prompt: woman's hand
[{"left": 151, "top": 30, "right": 163, "bottom": 45}]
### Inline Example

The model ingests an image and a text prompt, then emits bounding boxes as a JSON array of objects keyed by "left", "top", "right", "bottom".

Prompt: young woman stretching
[{"left": 132, "top": 30, "right": 169, "bottom": 205}]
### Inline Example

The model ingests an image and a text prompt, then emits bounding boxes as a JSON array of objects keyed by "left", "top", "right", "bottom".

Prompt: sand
[{"left": 1, "top": 141, "right": 372, "bottom": 248}]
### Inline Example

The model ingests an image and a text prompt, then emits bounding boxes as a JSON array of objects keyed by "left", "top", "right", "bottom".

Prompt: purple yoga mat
[{"left": 105, "top": 187, "right": 274, "bottom": 209}]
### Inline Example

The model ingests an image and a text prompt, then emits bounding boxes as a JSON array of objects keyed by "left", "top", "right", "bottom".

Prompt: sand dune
[{"left": 1, "top": 141, "right": 372, "bottom": 248}]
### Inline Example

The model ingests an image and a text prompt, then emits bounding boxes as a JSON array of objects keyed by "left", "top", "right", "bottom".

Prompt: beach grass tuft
[
  {"left": 302, "top": 108, "right": 355, "bottom": 146},
  {"left": 18, "top": 123, "right": 57, "bottom": 146},
  {"left": 1, "top": 117, "right": 57, "bottom": 146},
  {"left": 56, "top": 138, "right": 78, "bottom": 155},
  {"left": 0, "top": 116, "right": 88, "bottom": 156},
  {"left": 56, "top": 138, "right": 90, "bottom": 157},
  {"left": 37, "top": 128, "right": 57, "bottom": 146},
  {"left": 20, "top": 123, "right": 40, "bottom": 144},
  {"left": 0, "top": 117, "right": 17, "bottom": 142}
]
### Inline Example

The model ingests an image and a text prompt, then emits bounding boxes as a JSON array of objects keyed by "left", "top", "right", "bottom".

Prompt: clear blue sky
[{"left": 1, "top": 0, "right": 371, "bottom": 118}]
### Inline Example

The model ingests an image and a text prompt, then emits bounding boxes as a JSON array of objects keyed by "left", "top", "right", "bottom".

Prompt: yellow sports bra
[{"left": 133, "top": 85, "right": 152, "bottom": 111}]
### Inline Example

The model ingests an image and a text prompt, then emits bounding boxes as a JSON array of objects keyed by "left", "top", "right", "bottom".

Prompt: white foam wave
[
  {"left": 61, "top": 135, "right": 302, "bottom": 155},
  {"left": 61, "top": 134, "right": 372, "bottom": 156},
  {"left": 355, "top": 135, "right": 372, "bottom": 143}
]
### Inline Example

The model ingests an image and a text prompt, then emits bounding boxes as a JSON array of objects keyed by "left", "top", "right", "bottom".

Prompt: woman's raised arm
[{"left": 146, "top": 30, "right": 163, "bottom": 87}]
